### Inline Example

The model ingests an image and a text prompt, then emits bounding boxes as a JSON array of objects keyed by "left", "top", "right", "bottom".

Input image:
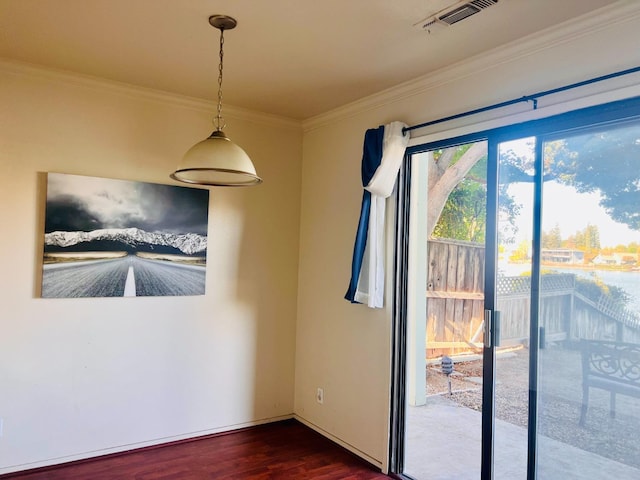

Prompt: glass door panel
[
  {"left": 404, "top": 141, "right": 487, "bottom": 480},
  {"left": 536, "top": 122, "right": 640, "bottom": 479},
  {"left": 493, "top": 137, "right": 537, "bottom": 479}
]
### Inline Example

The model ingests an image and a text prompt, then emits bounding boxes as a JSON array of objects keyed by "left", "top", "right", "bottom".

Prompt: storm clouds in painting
[
  {"left": 42, "top": 173, "right": 210, "bottom": 298},
  {"left": 45, "top": 173, "right": 209, "bottom": 235}
]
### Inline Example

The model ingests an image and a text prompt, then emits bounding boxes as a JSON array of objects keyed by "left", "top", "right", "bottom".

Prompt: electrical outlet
[{"left": 316, "top": 387, "right": 324, "bottom": 404}]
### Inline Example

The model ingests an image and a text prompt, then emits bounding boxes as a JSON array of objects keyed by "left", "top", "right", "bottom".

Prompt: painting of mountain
[{"left": 41, "top": 173, "right": 209, "bottom": 298}]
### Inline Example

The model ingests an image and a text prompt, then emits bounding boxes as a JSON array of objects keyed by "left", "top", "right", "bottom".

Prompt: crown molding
[
  {"left": 302, "top": 1, "right": 640, "bottom": 133},
  {"left": 0, "top": 58, "right": 302, "bottom": 131}
]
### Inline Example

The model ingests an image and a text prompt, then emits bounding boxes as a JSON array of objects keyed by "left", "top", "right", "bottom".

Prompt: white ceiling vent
[{"left": 418, "top": 0, "right": 499, "bottom": 33}]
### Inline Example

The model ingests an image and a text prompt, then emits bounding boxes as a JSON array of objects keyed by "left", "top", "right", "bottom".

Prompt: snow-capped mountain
[{"left": 44, "top": 227, "right": 207, "bottom": 255}]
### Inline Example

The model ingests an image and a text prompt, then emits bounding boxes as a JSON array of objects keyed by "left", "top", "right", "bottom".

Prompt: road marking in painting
[{"left": 123, "top": 266, "right": 136, "bottom": 297}]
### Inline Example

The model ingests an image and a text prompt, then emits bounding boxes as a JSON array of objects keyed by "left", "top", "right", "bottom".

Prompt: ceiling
[{"left": 0, "top": 0, "right": 622, "bottom": 120}]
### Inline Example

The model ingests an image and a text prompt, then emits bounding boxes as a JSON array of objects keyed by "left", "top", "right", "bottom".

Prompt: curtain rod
[{"left": 403, "top": 65, "right": 640, "bottom": 134}]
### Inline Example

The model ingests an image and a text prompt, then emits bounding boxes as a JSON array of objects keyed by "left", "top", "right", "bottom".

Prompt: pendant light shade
[
  {"left": 171, "top": 15, "right": 262, "bottom": 187},
  {"left": 172, "top": 131, "right": 262, "bottom": 186}
]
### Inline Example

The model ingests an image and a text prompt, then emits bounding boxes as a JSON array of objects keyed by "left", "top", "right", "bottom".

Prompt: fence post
[{"left": 569, "top": 275, "right": 575, "bottom": 342}]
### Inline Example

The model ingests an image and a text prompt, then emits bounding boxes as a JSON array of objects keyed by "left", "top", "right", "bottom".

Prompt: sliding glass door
[
  {"left": 393, "top": 96, "right": 640, "bottom": 480},
  {"left": 534, "top": 123, "right": 640, "bottom": 479}
]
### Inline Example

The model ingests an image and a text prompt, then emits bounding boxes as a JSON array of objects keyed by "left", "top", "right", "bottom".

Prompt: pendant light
[{"left": 171, "top": 15, "right": 262, "bottom": 187}]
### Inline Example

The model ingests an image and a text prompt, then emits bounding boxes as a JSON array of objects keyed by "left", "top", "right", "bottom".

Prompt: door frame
[{"left": 389, "top": 95, "right": 640, "bottom": 479}]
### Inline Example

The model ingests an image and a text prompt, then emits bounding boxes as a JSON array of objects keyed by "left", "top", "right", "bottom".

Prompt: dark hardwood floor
[{"left": 3, "top": 419, "right": 391, "bottom": 479}]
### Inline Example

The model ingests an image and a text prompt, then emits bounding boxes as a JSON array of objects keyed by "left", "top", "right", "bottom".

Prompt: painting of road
[{"left": 41, "top": 173, "right": 209, "bottom": 298}]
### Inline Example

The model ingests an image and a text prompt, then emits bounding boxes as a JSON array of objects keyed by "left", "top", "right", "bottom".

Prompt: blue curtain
[{"left": 345, "top": 125, "right": 385, "bottom": 303}]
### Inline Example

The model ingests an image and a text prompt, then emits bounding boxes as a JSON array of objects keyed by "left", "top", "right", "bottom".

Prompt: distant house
[
  {"left": 541, "top": 249, "right": 584, "bottom": 264},
  {"left": 592, "top": 253, "right": 639, "bottom": 266}
]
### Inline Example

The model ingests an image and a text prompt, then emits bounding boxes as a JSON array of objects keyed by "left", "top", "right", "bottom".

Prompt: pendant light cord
[{"left": 215, "top": 28, "right": 226, "bottom": 131}]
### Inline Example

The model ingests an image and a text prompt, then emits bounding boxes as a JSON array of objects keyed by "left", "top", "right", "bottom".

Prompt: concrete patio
[{"left": 405, "top": 394, "right": 640, "bottom": 479}]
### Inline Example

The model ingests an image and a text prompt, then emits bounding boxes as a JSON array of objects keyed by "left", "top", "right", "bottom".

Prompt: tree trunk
[{"left": 427, "top": 142, "right": 487, "bottom": 237}]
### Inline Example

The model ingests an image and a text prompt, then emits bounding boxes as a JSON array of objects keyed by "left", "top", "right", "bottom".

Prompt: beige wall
[
  {"left": 294, "top": 4, "right": 640, "bottom": 470},
  {"left": 0, "top": 64, "right": 302, "bottom": 473}
]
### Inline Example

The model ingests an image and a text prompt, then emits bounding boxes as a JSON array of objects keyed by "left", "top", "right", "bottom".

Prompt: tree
[
  {"left": 583, "top": 224, "right": 601, "bottom": 251},
  {"left": 428, "top": 143, "right": 521, "bottom": 243},
  {"left": 542, "top": 224, "right": 562, "bottom": 249},
  {"left": 432, "top": 177, "right": 486, "bottom": 242},
  {"left": 546, "top": 123, "right": 640, "bottom": 231},
  {"left": 509, "top": 239, "right": 531, "bottom": 262},
  {"left": 426, "top": 142, "right": 487, "bottom": 237},
  {"left": 427, "top": 122, "right": 640, "bottom": 242}
]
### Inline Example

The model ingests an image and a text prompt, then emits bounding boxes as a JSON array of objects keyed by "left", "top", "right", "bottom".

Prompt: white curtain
[{"left": 351, "top": 121, "right": 409, "bottom": 308}]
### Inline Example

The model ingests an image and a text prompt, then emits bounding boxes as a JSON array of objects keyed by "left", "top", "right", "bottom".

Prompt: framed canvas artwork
[{"left": 41, "top": 173, "right": 209, "bottom": 298}]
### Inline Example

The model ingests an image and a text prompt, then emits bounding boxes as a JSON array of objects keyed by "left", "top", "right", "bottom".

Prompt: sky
[
  {"left": 45, "top": 173, "right": 210, "bottom": 235},
  {"left": 506, "top": 180, "right": 640, "bottom": 248}
]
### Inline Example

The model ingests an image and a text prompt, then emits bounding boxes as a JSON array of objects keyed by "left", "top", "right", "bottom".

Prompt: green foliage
[
  {"left": 542, "top": 224, "right": 562, "bottom": 249},
  {"left": 546, "top": 123, "right": 640, "bottom": 231},
  {"left": 543, "top": 223, "right": 601, "bottom": 251},
  {"left": 432, "top": 177, "right": 486, "bottom": 242},
  {"left": 556, "top": 224, "right": 601, "bottom": 252},
  {"left": 432, "top": 144, "right": 521, "bottom": 243},
  {"left": 574, "top": 275, "right": 630, "bottom": 307},
  {"left": 497, "top": 184, "right": 522, "bottom": 245},
  {"left": 581, "top": 224, "right": 601, "bottom": 251},
  {"left": 509, "top": 239, "right": 531, "bottom": 262},
  {"left": 432, "top": 123, "right": 640, "bottom": 246},
  {"left": 433, "top": 143, "right": 475, "bottom": 166},
  {"left": 432, "top": 144, "right": 489, "bottom": 242}
]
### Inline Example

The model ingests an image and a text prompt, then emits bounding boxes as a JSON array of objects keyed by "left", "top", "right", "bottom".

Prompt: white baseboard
[
  {"left": 0, "top": 414, "right": 295, "bottom": 476},
  {"left": 293, "top": 414, "right": 384, "bottom": 471}
]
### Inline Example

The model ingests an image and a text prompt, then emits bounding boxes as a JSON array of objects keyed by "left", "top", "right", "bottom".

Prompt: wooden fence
[
  {"left": 570, "top": 292, "right": 640, "bottom": 344},
  {"left": 426, "top": 239, "right": 484, "bottom": 358},
  {"left": 495, "top": 274, "right": 575, "bottom": 345},
  {"left": 425, "top": 239, "right": 640, "bottom": 358}
]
